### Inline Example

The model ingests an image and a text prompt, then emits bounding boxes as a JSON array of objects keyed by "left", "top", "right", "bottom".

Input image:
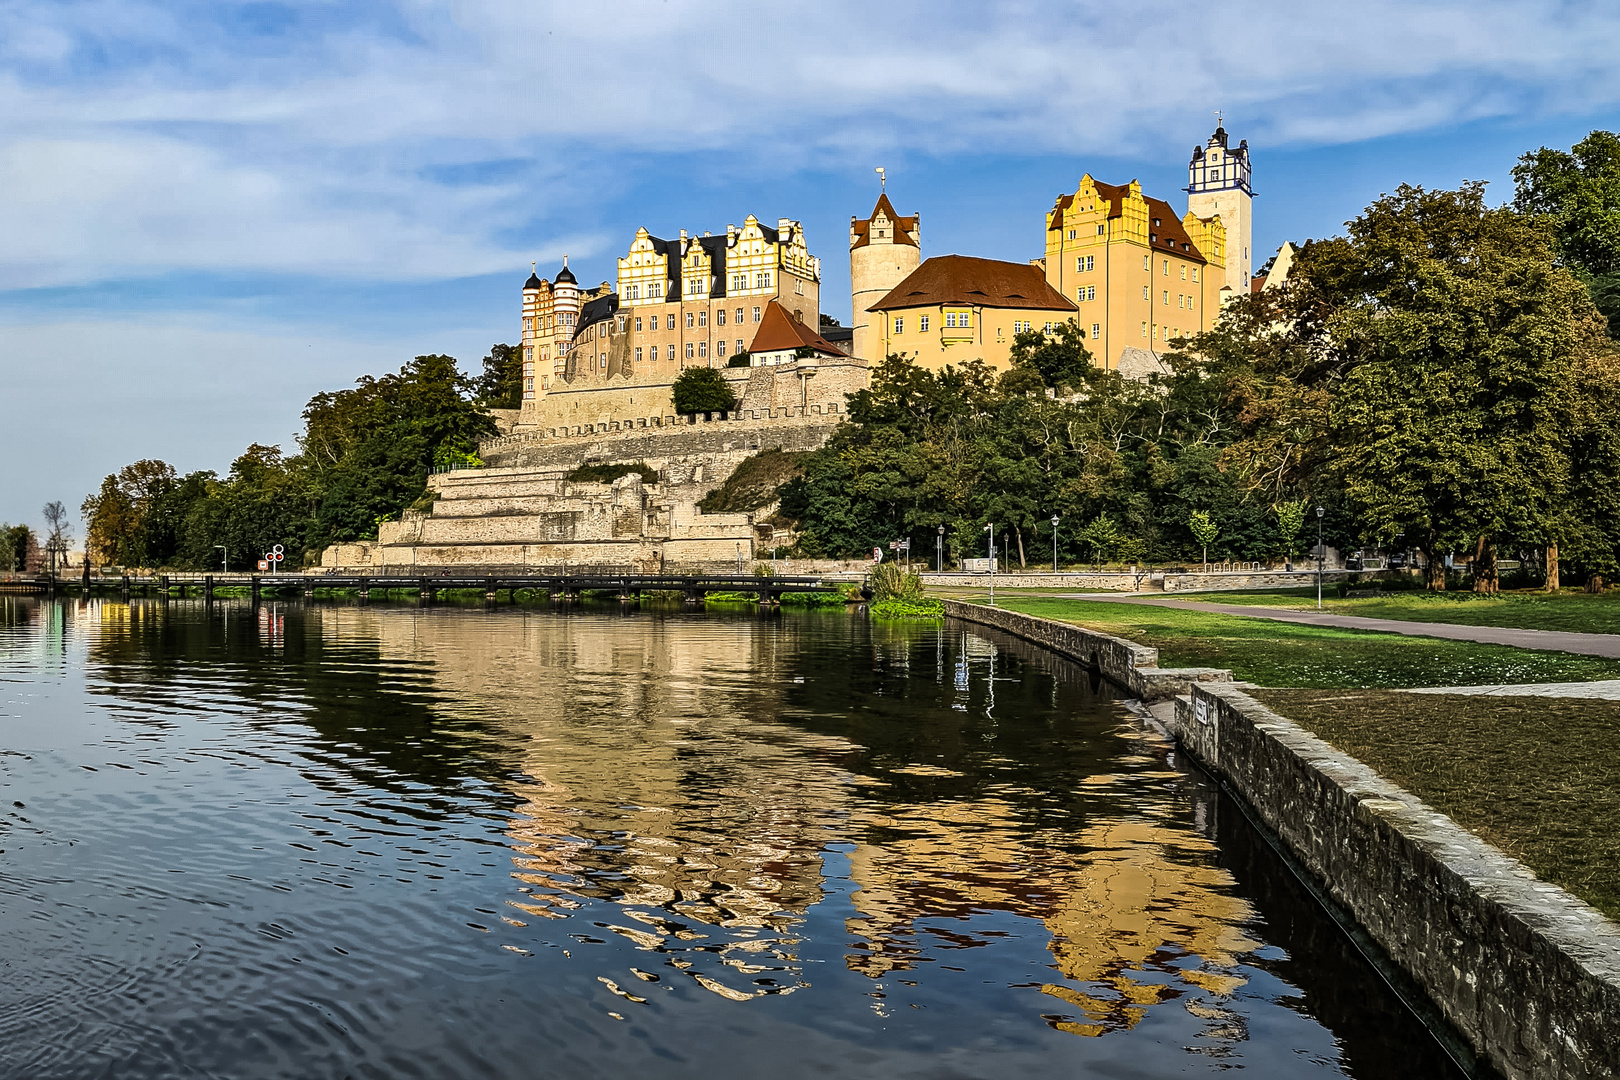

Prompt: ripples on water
[{"left": 0, "top": 597, "right": 1461, "bottom": 1079}]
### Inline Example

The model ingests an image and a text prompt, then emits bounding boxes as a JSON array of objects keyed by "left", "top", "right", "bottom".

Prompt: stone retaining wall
[
  {"left": 939, "top": 599, "right": 1231, "bottom": 701},
  {"left": 1176, "top": 685, "right": 1620, "bottom": 1080}
]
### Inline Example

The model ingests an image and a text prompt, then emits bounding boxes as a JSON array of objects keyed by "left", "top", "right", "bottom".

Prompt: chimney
[
  {"left": 778, "top": 218, "right": 792, "bottom": 238},
  {"left": 727, "top": 223, "right": 736, "bottom": 243}
]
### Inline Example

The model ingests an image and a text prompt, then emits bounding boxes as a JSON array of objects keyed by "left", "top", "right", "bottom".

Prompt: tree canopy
[{"left": 671, "top": 367, "right": 738, "bottom": 414}]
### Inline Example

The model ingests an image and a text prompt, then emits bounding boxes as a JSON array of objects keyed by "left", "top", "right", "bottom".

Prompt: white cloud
[{"left": 0, "top": 0, "right": 1616, "bottom": 287}]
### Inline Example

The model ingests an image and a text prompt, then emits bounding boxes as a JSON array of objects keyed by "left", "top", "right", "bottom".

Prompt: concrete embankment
[{"left": 944, "top": 600, "right": 1620, "bottom": 1080}]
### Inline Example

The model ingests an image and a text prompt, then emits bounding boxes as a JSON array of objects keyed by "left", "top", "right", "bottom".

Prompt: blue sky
[{"left": 4, "top": 0, "right": 1619, "bottom": 531}]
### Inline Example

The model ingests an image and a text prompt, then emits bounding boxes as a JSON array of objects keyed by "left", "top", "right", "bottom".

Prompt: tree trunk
[
  {"left": 1015, "top": 527, "right": 1026, "bottom": 569},
  {"left": 1587, "top": 573, "right": 1605, "bottom": 594},
  {"left": 1472, "top": 535, "right": 1499, "bottom": 595},
  {"left": 1545, "top": 543, "right": 1560, "bottom": 592},
  {"left": 1422, "top": 531, "right": 1446, "bottom": 591}
]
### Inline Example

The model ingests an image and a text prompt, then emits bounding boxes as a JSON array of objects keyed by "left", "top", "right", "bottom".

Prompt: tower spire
[{"left": 875, "top": 166, "right": 886, "bottom": 192}]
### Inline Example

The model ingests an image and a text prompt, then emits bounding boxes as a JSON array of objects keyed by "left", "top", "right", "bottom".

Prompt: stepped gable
[
  {"left": 749, "top": 300, "right": 845, "bottom": 358},
  {"left": 869, "top": 254, "right": 1075, "bottom": 312}
]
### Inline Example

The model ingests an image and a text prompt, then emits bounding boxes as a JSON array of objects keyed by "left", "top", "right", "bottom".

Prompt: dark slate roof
[
  {"left": 524, "top": 271, "right": 544, "bottom": 289},
  {"left": 697, "top": 234, "right": 729, "bottom": 298},
  {"left": 572, "top": 293, "right": 620, "bottom": 341},
  {"left": 554, "top": 262, "right": 577, "bottom": 285}
]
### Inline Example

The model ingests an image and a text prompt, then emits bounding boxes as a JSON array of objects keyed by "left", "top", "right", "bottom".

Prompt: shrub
[
  {"left": 726, "top": 352, "right": 752, "bottom": 368},
  {"left": 870, "top": 596, "right": 944, "bottom": 619},
  {"left": 778, "top": 590, "right": 846, "bottom": 607},
  {"left": 671, "top": 367, "right": 738, "bottom": 414}
]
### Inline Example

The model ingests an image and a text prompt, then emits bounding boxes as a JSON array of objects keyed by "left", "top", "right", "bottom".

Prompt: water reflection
[{"left": 0, "top": 597, "right": 1464, "bottom": 1079}]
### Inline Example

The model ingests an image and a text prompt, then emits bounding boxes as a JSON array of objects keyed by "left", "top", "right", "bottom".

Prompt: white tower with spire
[
  {"left": 1186, "top": 117, "right": 1253, "bottom": 297},
  {"left": 849, "top": 169, "right": 920, "bottom": 361}
]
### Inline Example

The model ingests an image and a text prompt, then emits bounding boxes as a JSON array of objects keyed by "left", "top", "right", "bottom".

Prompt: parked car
[{"left": 1386, "top": 553, "right": 1408, "bottom": 570}]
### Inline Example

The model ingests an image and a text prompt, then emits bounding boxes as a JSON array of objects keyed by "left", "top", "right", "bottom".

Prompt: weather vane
[{"left": 875, "top": 166, "right": 886, "bottom": 192}]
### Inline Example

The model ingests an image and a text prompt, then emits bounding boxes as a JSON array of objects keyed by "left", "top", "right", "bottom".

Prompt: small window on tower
[{"left": 1097, "top": 225, "right": 1105, "bottom": 235}]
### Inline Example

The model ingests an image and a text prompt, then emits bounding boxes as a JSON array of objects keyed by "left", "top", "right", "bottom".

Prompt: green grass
[
  {"left": 1254, "top": 689, "right": 1620, "bottom": 921},
  {"left": 972, "top": 595, "right": 1620, "bottom": 688},
  {"left": 870, "top": 596, "right": 945, "bottom": 620},
  {"left": 1190, "top": 586, "right": 1620, "bottom": 635}
]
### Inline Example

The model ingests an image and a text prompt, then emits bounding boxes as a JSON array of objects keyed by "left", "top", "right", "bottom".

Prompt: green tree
[
  {"left": 1273, "top": 500, "right": 1305, "bottom": 563},
  {"left": 1188, "top": 510, "right": 1218, "bottom": 566},
  {"left": 1007, "top": 319, "right": 1094, "bottom": 392},
  {"left": 473, "top": 343, "right": 524, "bottom": 408},
  {"left": 671, "top": 366, "right": 738, "bottom": 414},
  {"left": 1077, "top": 514, "right": 1124, "bottom": 570},
  {"left": 1513, "top": 130, "right": 1620, "bottom": 337}
]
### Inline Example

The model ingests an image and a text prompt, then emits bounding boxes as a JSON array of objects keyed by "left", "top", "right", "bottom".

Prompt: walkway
[{"left": 1064, "top": 594, "right": 1620, "bottom": 660}]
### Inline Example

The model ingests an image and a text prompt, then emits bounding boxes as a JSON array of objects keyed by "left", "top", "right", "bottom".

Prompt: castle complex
[{"left": 322, "top": 122, "right": 1277, "bottom": 572}]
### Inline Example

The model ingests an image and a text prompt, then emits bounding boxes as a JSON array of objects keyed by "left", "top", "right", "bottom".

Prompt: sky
[{"left": 3, "top": 0, "right": 1619, "bottom": 532}]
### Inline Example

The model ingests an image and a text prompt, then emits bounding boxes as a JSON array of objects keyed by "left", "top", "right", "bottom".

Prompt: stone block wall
[
  {"left": 940, "top": 599, "right": 1232, "bottom": 700},
  {"left": 1177, "top": 685, "right": 1620, "bottom": 1080}
]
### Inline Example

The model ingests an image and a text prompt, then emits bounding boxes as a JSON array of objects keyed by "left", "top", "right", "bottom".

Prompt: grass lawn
[
  {"left": 964, "top": 595, "right": 1620, "bottom": 689},
  {"left": 1252, "top": 689, "right": 1620, "bottom": 922},
  {"left": 1195, "top": 586, "right": 1620, "bottom": 635}
]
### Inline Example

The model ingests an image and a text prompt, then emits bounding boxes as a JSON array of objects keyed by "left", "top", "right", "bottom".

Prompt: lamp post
[
  {"left": 1315, "top": 506, "right": 1326, "bottom": 610},
  {"left": 736, "top": 542, "right": 742, "bottom": 575},
  {"left": 215, "top": 545, "right": 228, "bottom": 574},
  {"left": 1051, "top": 514, "right": 1060, "bottom": 574},
  {"left": 984, "top": 522, "right": 996, "bottom": 606},
  {"left": 937, "top": 525, "right": 945, "bottom": 574}
]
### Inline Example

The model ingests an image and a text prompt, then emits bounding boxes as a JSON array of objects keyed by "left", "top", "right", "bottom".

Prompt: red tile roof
[
  {"left": 868, "top": 255, "right": 1077, "bottom": 313},
  {"left": 748, "top": 300, "right": 846, "bottom": 356}
]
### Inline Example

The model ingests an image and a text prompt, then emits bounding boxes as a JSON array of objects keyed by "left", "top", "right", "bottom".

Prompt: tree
[
  {"left": 819, "top": 314, "right": 840, "bottom": 327},
  {"left": 1273, "top": 500, "right": 1305, "bottom": 564},
  {"left": 671, "top": 367, "right": 737, "bottom": 414},
  {"left": 1077, "top": 514, "right": 1125, "bottom": 570},
  {"left": 1008, "top": 319, "right": 1094, "bottom": 392},
  {"left": 1513, "top": 130, "right": 1620, "bottom": 337},
  {"left": 1189, "top": 510, "right": 1218, "bottom": 567},
  {"left": 82, "top": 459, "right": 181, "bottom": 567},
  {"left": 42, "top": 501, "right": 73, "bottom": 573},
  {"left": 474, "top": 343, "right": 524, "bottom": 408}
]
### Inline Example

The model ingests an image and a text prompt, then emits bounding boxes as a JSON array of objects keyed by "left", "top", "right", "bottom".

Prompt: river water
[{"left": 0, "top": 597, "right": 1462, "bottom": 1079}]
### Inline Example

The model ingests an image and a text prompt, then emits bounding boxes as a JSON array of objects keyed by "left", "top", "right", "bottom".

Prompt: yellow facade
[
  {"left": 1042, "top": 176, "right": 1228, "bottom": 369},
  {"left": 872, "top": 303, "right": 1072, "bottom": 373}
]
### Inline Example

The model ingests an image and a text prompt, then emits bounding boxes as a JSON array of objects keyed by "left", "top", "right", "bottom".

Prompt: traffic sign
[{"left": 257, "top": 559, "right": 269, "bottom": 571}]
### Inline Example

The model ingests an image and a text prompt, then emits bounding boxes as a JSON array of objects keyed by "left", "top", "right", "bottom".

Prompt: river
[{"left": 0, "top": 597, "right": 1462, "bottom": 1078}]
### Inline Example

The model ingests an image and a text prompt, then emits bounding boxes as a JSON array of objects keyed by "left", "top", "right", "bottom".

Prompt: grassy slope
[
  {"left": 1202, "top": 587, "right": 1620, "bottom": 635},
  {"left": 1254, "top": 689, "right": 1620, "bottom": 922},
  {"left": 968, "top": 595, "right": 1620, "bottom": 688}
]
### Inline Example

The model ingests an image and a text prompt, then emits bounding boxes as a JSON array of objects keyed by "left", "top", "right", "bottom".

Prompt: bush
[
  {"left": 778, "top": 590, "right": 846, "bottom": 607},
  {"left": 870, "top": 596, "right": 944, "bottom": 619},
  {"left": 726, "top": 352, "right": 752, "bottom": 368},
  {"left": 672, "top": 367, "right": 738, "bottom": 414},
  {"left": 868, "top": 562, "right": 939, "bottom": 617}
]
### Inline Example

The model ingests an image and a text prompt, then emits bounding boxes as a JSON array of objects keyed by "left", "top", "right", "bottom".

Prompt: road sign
[
  {"left": 872, "top": 547, "right": 883, "bottom": 562},
  {"left": 258, "top": 560, "right": 269, "bottom": 571},
  {"left": 888, "top": 541, "right": 899, "bottom": 550}
]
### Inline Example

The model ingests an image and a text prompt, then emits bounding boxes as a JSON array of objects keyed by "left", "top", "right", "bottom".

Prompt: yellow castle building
[
  {"left": 516, "top": 215, "right": 822, "bottom": 415},
  {"left": 1040, "top": 123, "right": 1253, "bottom": 371}
]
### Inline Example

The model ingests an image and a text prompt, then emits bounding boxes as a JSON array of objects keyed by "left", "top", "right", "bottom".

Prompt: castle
[{"left": 321, "top": 122, "right": 1272, "bottom": 572}]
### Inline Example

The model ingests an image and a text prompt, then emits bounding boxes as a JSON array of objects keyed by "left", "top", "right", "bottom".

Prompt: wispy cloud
[{"left": 0, "top": 0, "right": 1615, "bottom": 288}]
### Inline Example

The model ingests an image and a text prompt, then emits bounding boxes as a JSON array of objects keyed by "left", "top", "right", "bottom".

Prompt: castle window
[
  {"left": 753, "top": 306, "right": 761, "bottom": 322},
  {"left": 667, "top": 314, "right": 676, "bottom": 330},
  {"left": 1141, "top": 321, "right": 1148, "bottom": 338},
  {"left": 1142, "top": 286, "right": 1149, "bottom": 300},
  {"left": 667, "top": 344, "right": 676, "bottom": 360},
  {"left": 635, "top": 347, "right": 643, "bottom": 363},
  {"left": 1091, "top": 323, "right": 1100, "bottom": 339},
  {"left": 523, "top": 378, "right": 533, "bottom": 398},
  {"left": 1143, "top": 256, "right": 1150, "bottom": 270},
  {"left": 1044, "top": 322, "right": 1055, "bottom": 332},
  {"left": 1153, "top": 218, "right": 1160, "bottom": 226},
  {"left": 1181, "top": 265, "right": 1187, "bottom": 280},
  {"left": 686, "top": 312, "right": 695, "bottom": 328},
  {"left": 1178, "top": 294, "right": 1184, "bottom": 308},
  {"left": 686, "top": 342, "right": 694, "bottom": 359},
  {"left": 1191, "top": 268, "right": 1198, "bottom": 282},
  {"left": 893, "top": 316, "right": 904, "bottom": 334},
  {"left": 1163, "top": 290, "right": 1169, "bottom": 305},
  {"left": 920, "top": 315, "right": 930, "bottom": 331},
  {"left": 1068, "top": 230, "right": 1076, "bottom": 240},
  {"left": 635, "top": 316, "right": 643, "bottom": 331},
  {"left": 698, "top": 311, "right": 707, "bottom": 327},
  {"left": 1163, "top": 260, "right": 1169, "bottom": 275},
  {"left": 698, "top": 342, "right": 707, "bottom": 358},
  {"left": 736, "top": 308, "right": 744, "bottom": 323},
  {"left": 717, "top": 308, "right": 726, "bottom": 325},
  {"left": 1097, "top": 225, "right": 1104, "bottom": 235}
]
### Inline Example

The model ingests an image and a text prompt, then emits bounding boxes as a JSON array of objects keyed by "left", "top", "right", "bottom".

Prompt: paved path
[
  {"left": 1399, "top": 679, "right": 1620, "bottom": 700},
  {"left": 1060, "top": 594, "right": 1620, "bottom": 659}
]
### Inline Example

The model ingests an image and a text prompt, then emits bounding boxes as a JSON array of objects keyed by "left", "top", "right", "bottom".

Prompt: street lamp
[
  {"left": 1315, "top": 506, "right": 1326, "bottom": 610},
  {"left": 1051, "top": 514, "right": 1060, "bottom": 574},
  {"left": 984, "top": 522, "right": 996, "bottom": 606},
  {"left": 215, "top": 545, "right": 228, "bottom": 574},
  {"left": 936, "top": 525, "right": 945, "bottom": 574}
]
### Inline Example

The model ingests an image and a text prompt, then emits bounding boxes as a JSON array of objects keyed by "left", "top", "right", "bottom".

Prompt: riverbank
[
  {"left": 943, "top": 600, "right": 1620, "bottom": 1080},
  {"left": 949, "top": 594, "right": 1620, "bottom": 688}
]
